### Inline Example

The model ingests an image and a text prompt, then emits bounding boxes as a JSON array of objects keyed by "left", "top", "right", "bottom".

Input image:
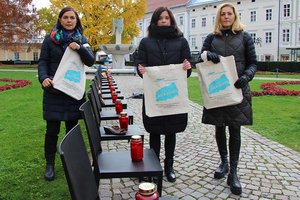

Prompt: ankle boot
[
  {"left": 214, "top": 157, "right": 229, "bottom": 179},
  {"left": 227, "top": 168, "right": 242, "bottom": 195},
  {"left": 164, "top": 159, "right": 176, "bottom": 182},
  {"left": 214, "top": 126, "right": 228, "bottom": 179},
  {"left": 44, "top": 163, "right": 55, "bottom": 181}
]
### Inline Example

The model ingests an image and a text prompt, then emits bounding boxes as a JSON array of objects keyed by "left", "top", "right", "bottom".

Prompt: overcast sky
[{"left": 32, "top": 0, "right": 51, "bottom": 9}]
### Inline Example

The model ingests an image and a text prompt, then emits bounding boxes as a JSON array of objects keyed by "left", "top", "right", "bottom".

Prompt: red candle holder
[
  {"left": 110, "top": 86, "right": 115, "bottom": 93},
  {"left": 119, "top": 111, "right": 128, "bottom": 130},
  {"left": 135, "top": 182, "right": 159, "bottom": 200},
  {"left": 111, "top": 92, "right": 118, "bottom": 103},
  {"left": 130, "top": 135, "right": 143, "bottom": 161},
  {"left": 115, "top": 99, "right": 123, "bottom": 114}
]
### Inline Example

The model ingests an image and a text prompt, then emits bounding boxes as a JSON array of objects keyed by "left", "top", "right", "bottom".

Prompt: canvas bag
[
  {"left": 143, "top": 64, "right": 189, "bottom": 117},
  {"left": 196, "top": 54, "right": 243, "bottom": 109},
  {"left": 53, "top": 47, "right": 86, "bottom": 100}
]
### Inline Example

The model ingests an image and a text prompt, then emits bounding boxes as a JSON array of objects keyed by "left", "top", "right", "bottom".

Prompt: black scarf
[{"left": 150, "top": 25, "right": 181, "bottom": 39}]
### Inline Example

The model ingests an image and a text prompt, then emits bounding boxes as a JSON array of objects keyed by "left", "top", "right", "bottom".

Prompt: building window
[
  {"left": 250, "top": 11, "right": 256, "bottom": 22},
  {"left": 191, "top": 18, "right": 196, "bottom": 28},
  {"left": 266, "top": 9, "right": 272, "bottom": 20},
  {"left": 33, "top": 52, "right": 38, "bottom": 61},
  {"left": 201, "top": 17, "right": 206, "bottom": 27},
  {"left": 191, "top": 37, "right": 196, "bottom": 47},
  {"left": 283, "top": 29, "right": 290, "bottom": 42},
  {"left": 212, "top": 16, "right": 215, "bottom": 25},
  {"left": 179, "top": 16, "right": 184, "bottom": 26},
  {"left": 14, "top": 52, "right": 19, "bottom": 60},
  {"left": 239, "top": 13, "right": 242, "bottom": 21},
  {"left": 265, "top": 32, "right": 272, "bottom": 43},
  {"left": 283, "top": 4, "right": 290, "bottom": 17},
  {"left": 250, "top": 33, "right": 256, "bottom": 42}
]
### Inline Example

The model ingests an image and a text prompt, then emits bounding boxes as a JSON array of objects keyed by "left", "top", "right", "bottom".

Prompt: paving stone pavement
[{"left": 95, "top": 74, "right": 300, "bottom": 200}]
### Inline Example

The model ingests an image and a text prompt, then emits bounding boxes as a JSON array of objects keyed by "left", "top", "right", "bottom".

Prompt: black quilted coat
[
  {"left": 38, "top": 35, "right": 95, "bottom": 121},
  {"left": 135, "top": 34, "right": 192, "bottom": 135},
  {"left": 201, "top": 30, "right": 257, "bottom": 126}
]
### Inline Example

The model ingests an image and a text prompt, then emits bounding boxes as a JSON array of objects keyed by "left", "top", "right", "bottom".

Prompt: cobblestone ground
[{"left": 96, "top": 74, "right": 300, "bottom": 200}]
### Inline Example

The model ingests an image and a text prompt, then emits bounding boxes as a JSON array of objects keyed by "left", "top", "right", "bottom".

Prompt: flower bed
[
  {"left": 0, "top": 78, "right": 32, "bottom": 92},
  {"left": 252, "top": 81, "right": 300, "bottom": 96}
]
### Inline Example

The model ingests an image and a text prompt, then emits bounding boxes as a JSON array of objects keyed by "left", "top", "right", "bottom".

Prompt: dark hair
[
  {"left": 148, "top": 7, "right": 182, "bottom": 37},
  {"left": 56, "top": 6, "right": 83, "bottom": 33}
]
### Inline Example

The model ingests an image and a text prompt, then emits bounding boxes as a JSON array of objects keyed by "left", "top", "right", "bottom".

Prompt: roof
[
  {"left": 147, "top": 0, "right": 189, "bottom": 12},
  {"left": 187, "top": 0, "right": 223, "bottom": 7}
]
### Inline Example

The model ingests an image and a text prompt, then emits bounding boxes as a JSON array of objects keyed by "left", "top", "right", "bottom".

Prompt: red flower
[
  {"left": 0, "top": 78, "right": 32, "bottom": 92},
  {"left": 252, "top": 81, "right": 300, "bottom": 96}
]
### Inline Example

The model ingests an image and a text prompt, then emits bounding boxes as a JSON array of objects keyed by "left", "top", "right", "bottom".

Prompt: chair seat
[
  {"left": 101, "top": 85, "right": 118, "bottom": 90},
  {"left": 102, "top": 99, "right": 127, "bottom": 109},
  {"left": 101, "top": 89, "right": 121, "bottom": 94},
  {"left": 102, "top": 93, "right": 124, "bottom": 99},
  {"left": 100, "top": 124, "right": 144, "bottom": 141},
  {"left": 100, "top": 109, "right": 133, "bottom": 124},
  {"left": 97, "top": 149, "right": 163, "bottom": 194}
]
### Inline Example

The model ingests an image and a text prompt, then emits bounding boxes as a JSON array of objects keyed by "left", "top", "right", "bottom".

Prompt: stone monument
[{"left": 100, "top": 18, "right": 136, "bottom": 69}]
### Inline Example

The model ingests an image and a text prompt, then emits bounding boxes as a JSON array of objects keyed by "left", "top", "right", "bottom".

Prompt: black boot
[
  {"left": 164, "top": 159, "right": 176, "bottom": 182},
  {"left": 214, "top": 157, "right": 229, "bottom": 179},
  {"left": 214, "top": 126, "right": 229, "bottom": 179},
  {"left": 227, "top": 126, "right": 242, "bottom": 195},
  {"left": 44, "top": 163, "right": 55, "bottom": 181},
  {"left": 227, "top": 168, "right": 242, "bottom": 195}
]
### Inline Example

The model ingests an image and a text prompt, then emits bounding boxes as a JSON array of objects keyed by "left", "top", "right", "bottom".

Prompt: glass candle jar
[
  {"left": 130, "top": 135, "right": 143, "bottom": 161},
  {"left": 119, "top": 112, "right": 129, "bottom": 130},
  {"left": 111, "top": 91, "right": 118, "bottom": 103},
  {"left": 135, "top": 182, "right": 159, "bottom": 200},
  {"left": 115, "top": 99, "right": 123, "bottom": 114}
]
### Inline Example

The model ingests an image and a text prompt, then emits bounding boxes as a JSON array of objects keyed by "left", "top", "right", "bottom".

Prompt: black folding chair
[
  {"left": 79, "top": 101, "right": 163, "bottom": 196},
  {"left": 59, "top": 124, "right": 99, "bottom": 200},
  {"left": 86, "top": 89, "right": 133, "bottom": 124}
]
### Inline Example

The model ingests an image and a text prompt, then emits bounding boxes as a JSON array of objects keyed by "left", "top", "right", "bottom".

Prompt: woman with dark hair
[
  {"left": 200, "top": 3, "right": 257, "bottom": 195},
  {"left": 38, "top": 6, "right": 95, "bottom": 181},
  {"left": 135, "top": 6, "right": 192, "bottom": 182}
]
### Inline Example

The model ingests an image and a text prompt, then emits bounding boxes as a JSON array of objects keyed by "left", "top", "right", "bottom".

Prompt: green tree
[{"left": 36, "top": 0, "right": 146, "bottom": 51}]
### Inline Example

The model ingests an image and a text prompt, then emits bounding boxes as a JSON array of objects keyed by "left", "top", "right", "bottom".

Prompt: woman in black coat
[
  {"left": 38, "top": 7, "right": 95, "bottom": 181},
  {"left": 200, "top": 3, "right": 257, "bottom": 195},
  {"left": 135, "top": 6, "right": 192, "bottom": 182}
]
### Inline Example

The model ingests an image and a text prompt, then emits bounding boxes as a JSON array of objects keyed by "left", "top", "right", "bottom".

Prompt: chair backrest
[
  {"left": 86, "top": 89, "right": 101, "bottom": 126},
  {"left": 90, "top": 79, "right": 103, "bottom": 112},
  {"left": 59, "top": 124, "right": 99, "bottom": 200},
  {"left": 79, "top": 101, "right": 102, "bottom": 173}
]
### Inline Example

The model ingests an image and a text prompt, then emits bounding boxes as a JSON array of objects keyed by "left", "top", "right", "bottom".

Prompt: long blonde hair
[{"left": 213, "top": 3, "right": 245, "bottom": 35}]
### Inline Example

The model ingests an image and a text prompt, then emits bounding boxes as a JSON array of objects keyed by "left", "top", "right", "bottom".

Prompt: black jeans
[
  {"left": 149, "top": 133, "right": 176, "bottom": 160},
  {"left": 44, "top": 120, "right": 78, "bottom": 164}
]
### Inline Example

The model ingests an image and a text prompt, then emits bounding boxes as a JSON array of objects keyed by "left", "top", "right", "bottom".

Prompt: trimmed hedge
[{"left": 257, "top": 62, "right": 300, "bottom": 73}]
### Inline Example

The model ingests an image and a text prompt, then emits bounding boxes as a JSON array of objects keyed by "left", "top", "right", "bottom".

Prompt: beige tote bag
[
  {"left": 143, "top": 64, "right": 189, "bottom": 117},
  {"left": 196, "top": 55, "right": 243, "bottom": 109},
  {"left": 53, "top": 47, "right": 86, "bottom": 100}
]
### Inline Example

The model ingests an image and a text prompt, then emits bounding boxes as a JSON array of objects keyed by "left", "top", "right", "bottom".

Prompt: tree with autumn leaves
[
  {"left": 36, "top": 0, "right": 147, "bottom": 51},
  {"left": 0, "top": 0, "right": 37, "bottom": 49}
]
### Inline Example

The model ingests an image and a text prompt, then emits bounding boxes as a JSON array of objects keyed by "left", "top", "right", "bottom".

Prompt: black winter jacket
[
  {"left": 201, "top": 30, "right": 257, "bottom": 126},
  {"left": 38, "top": 35, "right": 95, "bottom": 121},
  {"left": 135, "top": 35, "right": 191, "bottom": 135}
]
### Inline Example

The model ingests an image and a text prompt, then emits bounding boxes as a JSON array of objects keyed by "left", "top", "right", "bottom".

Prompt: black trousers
[
  {"left": 149, "top": 133, "right": 176, "bottom": 160},
  {"left": 215, "top": 125, "right": 241, "bottom": 168},
  {"left": 44, "top": 120, "right": 78, "bottom": 164}
]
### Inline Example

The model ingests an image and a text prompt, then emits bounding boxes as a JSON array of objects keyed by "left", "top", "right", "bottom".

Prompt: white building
[{"left": 134, "top": 0, "right": 300, "bottom": 62}]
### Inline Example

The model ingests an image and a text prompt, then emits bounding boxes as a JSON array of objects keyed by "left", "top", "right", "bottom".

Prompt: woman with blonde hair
[{"left": 200, "top": 3, "right": 257, "bottom": 195}]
